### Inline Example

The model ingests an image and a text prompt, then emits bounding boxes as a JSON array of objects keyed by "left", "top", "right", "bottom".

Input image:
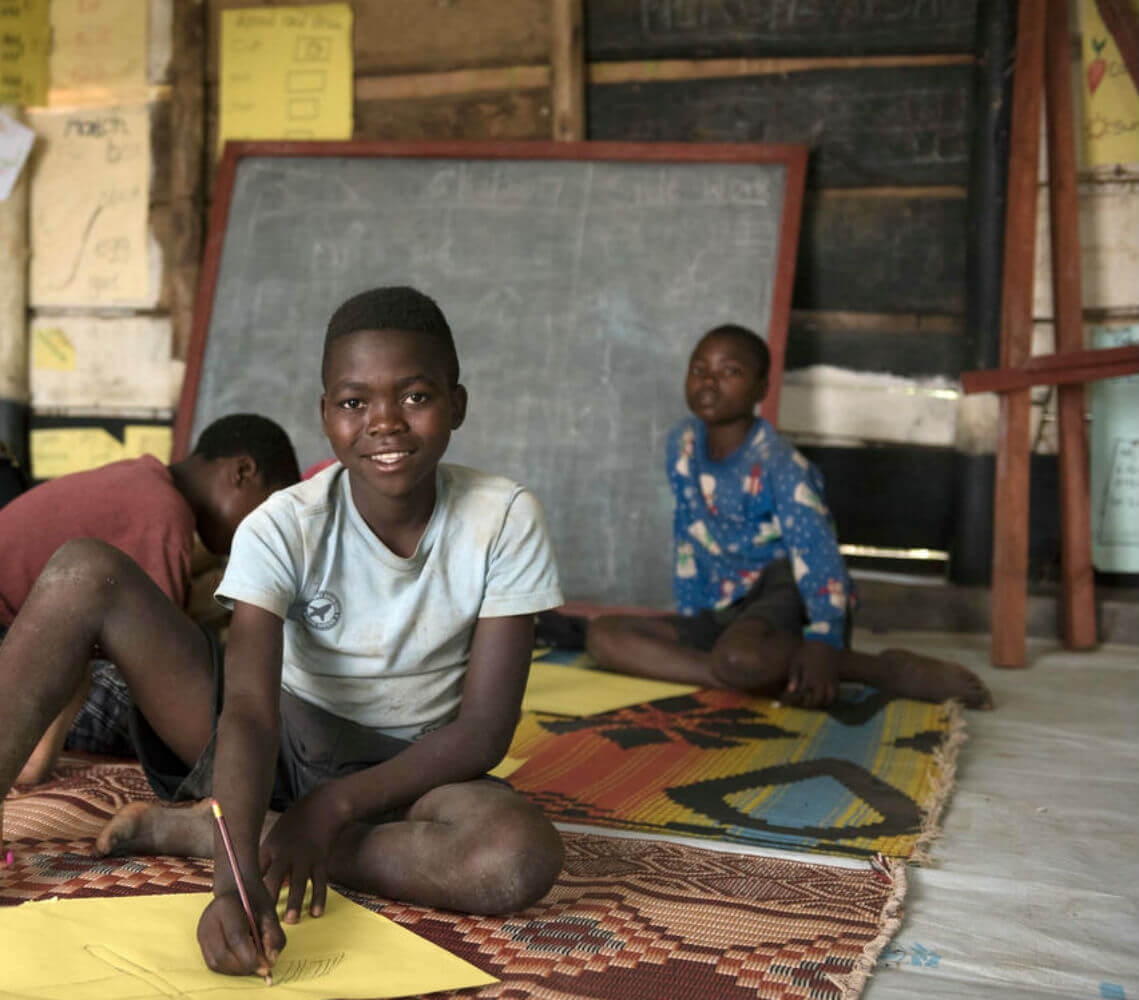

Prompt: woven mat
[
  {"left": 2, "top": 756, "right": 906, "bottom": 1000},
  {"left": 507, "top": 678, "right": 964, "bottom": 860}
]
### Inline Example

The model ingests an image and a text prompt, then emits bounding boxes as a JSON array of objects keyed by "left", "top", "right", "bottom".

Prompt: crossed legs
[
  {"left": 586, "top": 612, "right": 992, "bottom": 709},
  {"left": 97, "top": 779, "right": 564, "bottom": 916}
]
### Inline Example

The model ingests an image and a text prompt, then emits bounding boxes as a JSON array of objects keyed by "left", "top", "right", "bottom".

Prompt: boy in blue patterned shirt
[{"left": 583, "top": 324, "right": 991, "bottom": 710}]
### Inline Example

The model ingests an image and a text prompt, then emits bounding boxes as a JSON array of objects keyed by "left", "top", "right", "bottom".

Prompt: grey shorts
[
  {"left": 669, "top": 559, "right": 850, "bottom": 651},
  {"left": 131, "top": 652, "right": 504, "bottom": 819}
]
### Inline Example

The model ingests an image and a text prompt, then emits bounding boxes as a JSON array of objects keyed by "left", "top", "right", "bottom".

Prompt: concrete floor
[{"left": 855, "top": 630, "right": 1139, "bottom": 1000}]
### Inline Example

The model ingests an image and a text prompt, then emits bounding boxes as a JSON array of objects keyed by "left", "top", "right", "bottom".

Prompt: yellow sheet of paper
[
  {"left": 219, "top": 3, "right": 353, "bottom": 155},
  {"left": 32, "top": 327, "right": 77, "bottom": 371},
  {"left": 0, "top": 0, "right": 49, "bottom": 106},
  {"left": 122, "top": 425, "right": 172, "bottom": 463},
  {"left": 30, "top": 427, "right": 124, "bottom": 479},
  {"left": 0, "top": 888, "right": 496, "bottom": 999},
  {"left": 1080, "top": 0, "right": 1139, "bottom": 167},
  {"left": 521, "top": 659, "right": 699, "bottom": 717},
  {"left": 48, "top": 0, "right": 148, "bottom": 105},
  {"left": 30, "top": 424, "right": 170, "bottom": 480},
  {"left": 28, "top": 103, "right": 150, "bottom": 306}
]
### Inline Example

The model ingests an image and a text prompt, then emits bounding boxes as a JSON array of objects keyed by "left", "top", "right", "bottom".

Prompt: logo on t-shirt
[{"left": 303, "top": 591, "right": 342, "bottom": 630}]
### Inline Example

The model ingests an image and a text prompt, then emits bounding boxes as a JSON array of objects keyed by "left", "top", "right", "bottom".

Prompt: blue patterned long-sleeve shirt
[{"left": 666, "top": 416, "right": 853, "bottom": 649}]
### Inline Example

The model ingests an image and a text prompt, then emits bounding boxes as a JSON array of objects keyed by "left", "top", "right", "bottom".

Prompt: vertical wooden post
[
  {"left": 1045, "top": 0, "right": 1098, "bottom": 649},
  {"left": 550, "top": 0, "right": 585, "bottom": 141},
  {"left": 170, "top": 0, "right": 207, "bottom": 360},
  {"left": 0, "top": 105, "right": 29, "bottom": 412},
  {"left": 991, "top": 0, "right": 1047, "bottom": 668}
]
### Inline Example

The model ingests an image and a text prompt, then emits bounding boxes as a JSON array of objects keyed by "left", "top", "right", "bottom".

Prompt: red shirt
[{"left": 0, "top": 456, "right": 195, "bottom": 627}]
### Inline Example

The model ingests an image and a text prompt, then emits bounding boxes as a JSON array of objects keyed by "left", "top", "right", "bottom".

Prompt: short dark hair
[
  {"left": 192, "top": 413, "right": 300, "bottom": 489},
  {"left": 322, "top": 286, "right": 460, "bottom": 387},
  {"left": 702, "top": 324, "right": 771, "bottom": 380}
]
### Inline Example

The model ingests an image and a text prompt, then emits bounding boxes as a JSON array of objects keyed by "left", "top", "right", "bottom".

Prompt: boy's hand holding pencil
[{"left": 198, "top": 799, "right": 286, "bottom": 984}]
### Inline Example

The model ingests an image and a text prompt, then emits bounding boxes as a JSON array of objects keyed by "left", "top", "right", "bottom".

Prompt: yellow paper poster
[
  {"left": 219, "top": 3, "right": 353, "bottom": 156},
  {"left": 0, "top": 0, "right": 50, "bottom": 106},
  {"left": 32, "top": 326, "right": 77, "bottom": 370},
  {"left": 30, "top": 426, "right": 124, "bottom": 478},
  {"left": 28, "top": 103, "right": 151, "bottom": 306},
  {"left": 1080, "top": 0, "right": 1139, "bottom": 166},
  {"left": 0, "top": 888, "right": 498, "bottom": 999},
  {"left": 48, "top": 0, "right": 149, "bottom": 105},
  {"left": 122, "top": 423, "right": 172, "bottom": 461},
  {"left": 30, "top": 423, "right": 170, "bottom": 479}
]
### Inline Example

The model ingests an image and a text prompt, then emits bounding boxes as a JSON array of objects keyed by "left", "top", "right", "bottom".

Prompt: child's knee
[
  {"left": 711, "top": 627, "right": 796, "bottom": 690},
  {"left": 36, "top": 538, "right": 135, "bottom": 605},
  {"left": 584, "top": 616, "right": 617, "bottom": 660},
  {"left": 457, "top": 809, "right": 564, "bottom": 914}
]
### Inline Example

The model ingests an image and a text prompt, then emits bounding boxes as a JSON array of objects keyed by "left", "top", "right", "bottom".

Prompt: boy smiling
[{"left": 0, "top": 287, "right": 565, "bottom": 980}]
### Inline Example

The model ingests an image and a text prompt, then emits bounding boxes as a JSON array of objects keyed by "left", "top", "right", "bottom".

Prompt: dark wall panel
[
  {"left": 805, "top": 444, "right": 1066, "bottom": 586},
  {"left": 585, "top": 0, "right": 978, "bottom": 61},
  {"left": 795, "top": 194, "right": 966, "bottom": 314},
  {"left": 588, "top": 66, "right": 972, "bottom": 188}
]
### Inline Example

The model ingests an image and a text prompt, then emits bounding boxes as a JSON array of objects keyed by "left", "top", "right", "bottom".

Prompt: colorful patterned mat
[
  {"left": 1, "top": 757, "right": 905, "bottom": 1000},
  {"left": 507, "top": 669, "right": 964, "bottom": 860}
]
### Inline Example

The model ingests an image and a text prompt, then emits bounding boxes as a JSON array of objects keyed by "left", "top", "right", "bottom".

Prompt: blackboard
[
  {"left": 585, "top": 0, "right": 978, "bottom": 61},
  {"left": 177, "top": 141, "right": 806, "bottom": 607}
]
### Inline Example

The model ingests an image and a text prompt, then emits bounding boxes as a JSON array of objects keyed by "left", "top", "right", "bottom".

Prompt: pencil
[{"left": 209, "top": 798, "right": 273, "bottom": 987}]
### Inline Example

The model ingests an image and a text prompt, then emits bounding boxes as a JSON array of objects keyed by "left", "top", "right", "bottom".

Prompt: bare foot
[
  {"left": 94, "top": 799, "right": 215, "bottom": 858},
  {"left": 874, "top": 649, "right": 993, "bottom": 709}
]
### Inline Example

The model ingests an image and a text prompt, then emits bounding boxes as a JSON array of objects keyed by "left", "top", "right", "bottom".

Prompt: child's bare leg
[
  {"left": 95, "top": 800, "right": 279, "bottom": 859},
  {"left": 714, "top": 617, "right": 992, "bottom": 708},
  {"left": 836, "top": 647, "right": 993, "bottom": 708},
  {"left": 15, "top": 667, "right": 92, "bottom": 785},
  {"left": 587, "top": 614, "right": 722, "bottom": 686},
  {"left": 588, "top": 613, "right": 798, "bottom": 694},
  {"left": 329, "top": 781, "right": 564, "bottom": 915},
  {"left": 0, "top": 538, "right": 217, "bottom": 804}
]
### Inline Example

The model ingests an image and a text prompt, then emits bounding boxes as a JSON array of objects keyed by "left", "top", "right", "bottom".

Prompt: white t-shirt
[{"left": 216, "top": 462, "right": 563, "bottom": 739}]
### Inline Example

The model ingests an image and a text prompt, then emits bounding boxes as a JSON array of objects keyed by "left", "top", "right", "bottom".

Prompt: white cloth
[{"left": 216, "top": 462, "right": 563, "bottom": 739}]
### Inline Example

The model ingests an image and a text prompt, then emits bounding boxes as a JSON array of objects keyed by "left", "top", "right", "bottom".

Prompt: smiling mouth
[{"left": 366, "top": 450, "right": 413, "bottom": 468}]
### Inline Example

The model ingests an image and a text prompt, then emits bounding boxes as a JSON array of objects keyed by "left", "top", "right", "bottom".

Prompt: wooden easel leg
[
  {"left": 1056, "top": 384, "right": 1097, "bottom": 647},
  {"left": 990, "top": 0, "right": 1048, "bottom": 668},
  {"left": 1046, "top": 0, "right": 1098, "bottom": 649},
  {"left": 992, "top": 391, "right": 1032, "bottom": 667}
]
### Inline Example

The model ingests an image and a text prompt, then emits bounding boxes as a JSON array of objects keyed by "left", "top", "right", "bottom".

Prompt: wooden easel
[{"left": 961, "top": 0, "right": 1139, "bottom": 668}]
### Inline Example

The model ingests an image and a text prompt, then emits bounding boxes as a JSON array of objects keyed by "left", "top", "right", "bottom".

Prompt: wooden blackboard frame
[{"left": 173, "top": 138, "right": 808, "bottom": 460}]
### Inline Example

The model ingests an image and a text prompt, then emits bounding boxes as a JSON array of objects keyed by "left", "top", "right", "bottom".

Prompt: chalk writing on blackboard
[{"left": 639, "top": 0, "right": 973, "bottom": 40}]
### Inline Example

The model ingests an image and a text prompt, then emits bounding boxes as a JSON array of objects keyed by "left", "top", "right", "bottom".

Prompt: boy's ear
[
  {"left": 230, "top": 453, "right": 259, "bottom": 487},
  {"left": 450, "top": 384, "right": 468, "bottom": 430},
  {"left": 755, "top": 374, "right": 770, "bottom": 404}
]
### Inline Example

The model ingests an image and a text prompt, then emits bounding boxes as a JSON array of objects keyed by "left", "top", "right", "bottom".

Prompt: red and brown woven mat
[{"left": 2, "top": 756, "right": 906, "bottom": 1000}]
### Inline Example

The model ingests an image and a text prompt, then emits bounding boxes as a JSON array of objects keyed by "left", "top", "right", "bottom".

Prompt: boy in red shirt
[{"left": 0, "top": 413, "right": 300, "bottom": 782}]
